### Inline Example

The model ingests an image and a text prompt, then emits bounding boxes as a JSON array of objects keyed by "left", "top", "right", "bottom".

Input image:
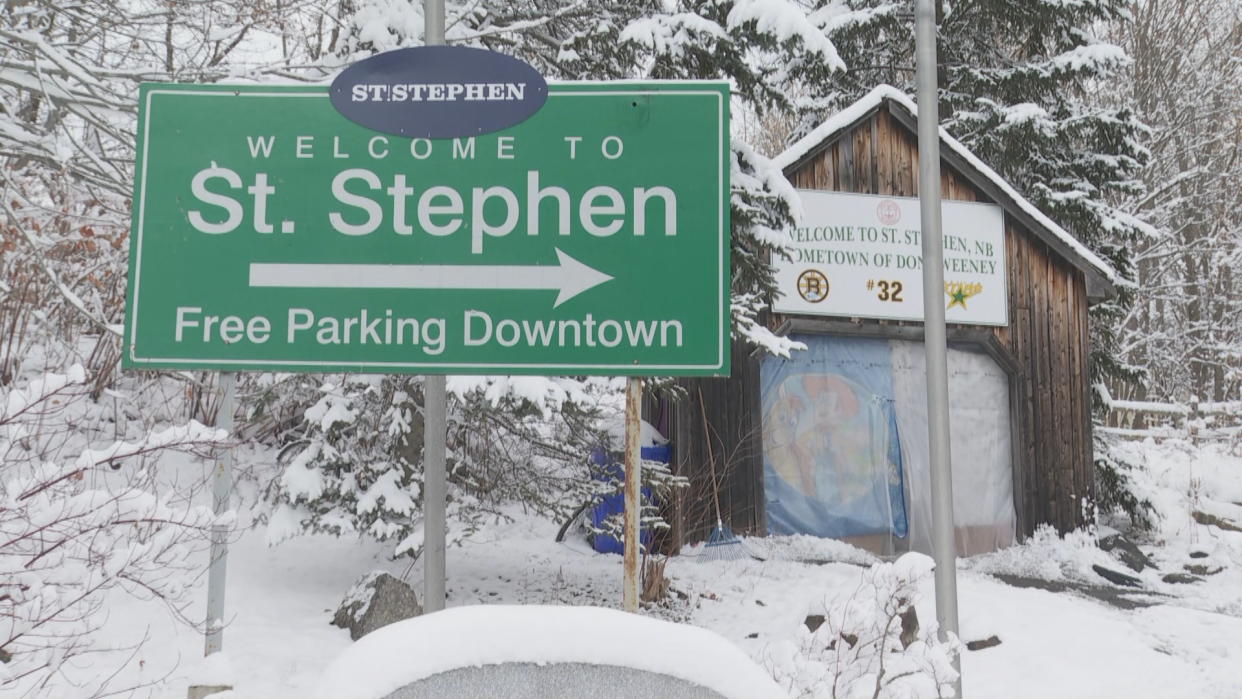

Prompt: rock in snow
[
  {"left": 332, "top": 571, "right": 422, "bottom": 641},
  {"left": 1092, "top": 564, "right": 1143, "bottom": 588},
  {"left": 1098, "top": 534, "right": 1155, "bottom": 573},
  {"left": 966, "top": 635, "right": 1003, "bottom": 652},
  {"left": 1161, "top": 573, "right": 1202, "bottom": 585}
]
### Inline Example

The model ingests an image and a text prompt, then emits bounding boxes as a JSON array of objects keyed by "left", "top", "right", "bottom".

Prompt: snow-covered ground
[{"left": 64, "top": 438, "right": 1242, "bottom": 698}]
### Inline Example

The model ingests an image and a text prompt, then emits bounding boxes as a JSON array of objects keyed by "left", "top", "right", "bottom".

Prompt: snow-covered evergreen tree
[
  {"left": 802, "top": 1, "right": 1160, "bottom": 523},
  {"left": 263, "top": 374, "right": 628, "bottom": 558},
  {"left": 324, "top": 0, "right": 848, "bottom": 352},
  {"left": 258, "top": 0, "right": 851, "bottom": 554},
  {"left": 816, "top": 0, "right": 1149, "bottom": 390}
]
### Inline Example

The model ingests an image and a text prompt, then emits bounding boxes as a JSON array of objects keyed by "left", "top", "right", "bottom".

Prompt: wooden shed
[{"left": 659, "top": 85, "right": 1115, "bottom": 557}]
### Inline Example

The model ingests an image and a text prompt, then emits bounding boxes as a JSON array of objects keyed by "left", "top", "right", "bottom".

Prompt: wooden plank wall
[
  {"left": 666, "top": 341, "right": 765, "bottom": 550},
  {"left": 670, "top": 104, "right": 1095, "bottom": 547}
]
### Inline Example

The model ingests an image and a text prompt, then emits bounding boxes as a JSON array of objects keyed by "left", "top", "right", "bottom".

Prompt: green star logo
[{"left": 947, "top": 287, "right": 968, "bottom": 310}]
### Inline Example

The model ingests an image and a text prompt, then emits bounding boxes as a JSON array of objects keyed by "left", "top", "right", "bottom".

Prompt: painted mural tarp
[
  {"left": 761, "top": 334, "right": 1018, "bottom": 555},
  {"left": 761, "top": 335, "right": 909, "bottom": 540}
]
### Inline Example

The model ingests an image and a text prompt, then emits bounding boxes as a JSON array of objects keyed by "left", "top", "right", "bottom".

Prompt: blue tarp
[{"left": 761, "top": 335, "right": 908, "bottom": 539}]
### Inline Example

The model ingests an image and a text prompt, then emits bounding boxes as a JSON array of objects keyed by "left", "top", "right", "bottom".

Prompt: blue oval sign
[{"left": 329, "top": 46, "right": 549, "bottom": 139}]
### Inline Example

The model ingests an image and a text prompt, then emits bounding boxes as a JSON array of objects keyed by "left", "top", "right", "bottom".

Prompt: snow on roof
[
  {"left": 772, "top": 84, "right": 1117, "bottom": 284},
  {"left": 314, "top": 604, "right": 788, "bottom": 699}
]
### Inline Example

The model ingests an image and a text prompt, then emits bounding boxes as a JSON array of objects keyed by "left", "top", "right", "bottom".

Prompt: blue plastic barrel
[{"left": 588, "top": 445, "right": 671, "bottom": 554}]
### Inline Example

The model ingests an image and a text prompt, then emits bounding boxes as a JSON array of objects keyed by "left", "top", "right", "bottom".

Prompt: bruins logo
[{"left": 797, "top": 269, "right": 830, "bottom": 303}]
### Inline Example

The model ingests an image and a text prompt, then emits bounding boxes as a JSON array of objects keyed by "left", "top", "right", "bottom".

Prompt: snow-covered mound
[{"left": 314, "top": 604, "right": 787, "bottom": 699}]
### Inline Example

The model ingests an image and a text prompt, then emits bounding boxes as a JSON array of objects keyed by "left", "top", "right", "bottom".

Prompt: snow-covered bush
[
  {"left": 585, "top": 454, "right": 690, "bottom": 551},
  {"left": 0, "top": 367, "right": 229, "bottom": 695},
  {"left": 264, "top": 375, "right": 624, "bottom": 557},
  {"left": 762, "top": 553, "right": 959, "bottom": 699},
  {"left": 964, "top": 524, "right": 1120, "bottom": 584},
  {"left": 1093, "top": 433, "right": 1157, "bottom": 530}
]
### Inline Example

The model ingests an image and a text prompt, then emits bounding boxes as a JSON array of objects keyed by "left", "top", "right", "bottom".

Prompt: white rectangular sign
[{"left": 773, "top": 190, "right": 1008, "bottom": 326}]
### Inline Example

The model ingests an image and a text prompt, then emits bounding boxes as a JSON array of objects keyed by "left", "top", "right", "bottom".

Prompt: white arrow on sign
[{"left": 248, "top": 248, "right": 613, "bottom": 308}]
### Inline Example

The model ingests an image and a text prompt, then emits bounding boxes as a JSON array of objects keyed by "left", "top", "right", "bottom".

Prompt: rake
[{"left": 698, "top": 389, "right": 753, "bottom": 562}]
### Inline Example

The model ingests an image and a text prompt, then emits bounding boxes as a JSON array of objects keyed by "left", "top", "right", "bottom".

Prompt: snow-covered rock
[
  {"left": 332, "top": 571, "right": 422, "bottom": 641},
  {"left": 315, "top": 604, "right": 788, "bottom": 699}
]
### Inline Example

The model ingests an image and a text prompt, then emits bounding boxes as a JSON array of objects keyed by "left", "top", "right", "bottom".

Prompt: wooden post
[{"left": 623, "top": 377, "right": 642, "bottom": 612}]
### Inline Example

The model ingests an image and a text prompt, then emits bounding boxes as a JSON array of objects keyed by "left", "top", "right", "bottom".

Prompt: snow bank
[
  {"left": 747, "top": 533, "right": 879, "bottom": 567},
  {"left": 314, "top": 605, "right": 787, "bottom": 699},
  {"left": 963, "top": 524, "right": 1117, "bottom": 582},
  {"left": 189, "top": 652, "right": 236, "bottom": 688}
]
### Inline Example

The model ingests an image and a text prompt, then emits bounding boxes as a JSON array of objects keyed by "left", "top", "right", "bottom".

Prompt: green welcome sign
[{"left": 124, "top": 82, "right": 730, "bottom": 376}]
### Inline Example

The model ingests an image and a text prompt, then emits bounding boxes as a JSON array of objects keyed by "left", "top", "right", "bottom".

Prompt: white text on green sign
[{"left": 124, "top": 83, "right": 730, "bottom": 375}]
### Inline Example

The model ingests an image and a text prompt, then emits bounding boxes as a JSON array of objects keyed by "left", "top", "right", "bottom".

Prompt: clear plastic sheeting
[
  {"left": 890, "top": 341, "right": 1016, "bottom": 556},
  {"left": 760, "top": 334, "right": 1016, "bottom": 557}
]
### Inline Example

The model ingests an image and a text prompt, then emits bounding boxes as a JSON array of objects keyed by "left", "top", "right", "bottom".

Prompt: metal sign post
[
  {"left": 421, "top": 0, "right": 448, "bottom": 617},
  {"left": 622, "top": 376, "right": 642, "bottom": 612},
  {"left": 915, "top": 0, "right": 963, "bottom": 693},
  {"left": 205, "top": 371, "right": 235, "bottom": 655},
  {"left": 422, "top": 371, "right": 447, "bottom": 613}
]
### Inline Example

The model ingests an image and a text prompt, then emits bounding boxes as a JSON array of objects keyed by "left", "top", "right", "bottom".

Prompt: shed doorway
[{"left": 760, "top": 334, "right": 1016, "bottom": 556}]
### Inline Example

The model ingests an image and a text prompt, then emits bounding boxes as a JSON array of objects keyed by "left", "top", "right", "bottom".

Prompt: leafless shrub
[{"left": 1, "top": 367, "right": 229, "bottom": 696}]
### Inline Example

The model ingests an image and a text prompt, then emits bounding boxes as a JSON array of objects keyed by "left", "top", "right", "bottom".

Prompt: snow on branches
[
  {"left": 762, "top": 553, "right": 960, "bottom": 699},
  {"left": 262, "top": 374, "right": 619, "bottom": 558},
  {"left": 1, "top": 368, "right": 229, "bottom": 694}
]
